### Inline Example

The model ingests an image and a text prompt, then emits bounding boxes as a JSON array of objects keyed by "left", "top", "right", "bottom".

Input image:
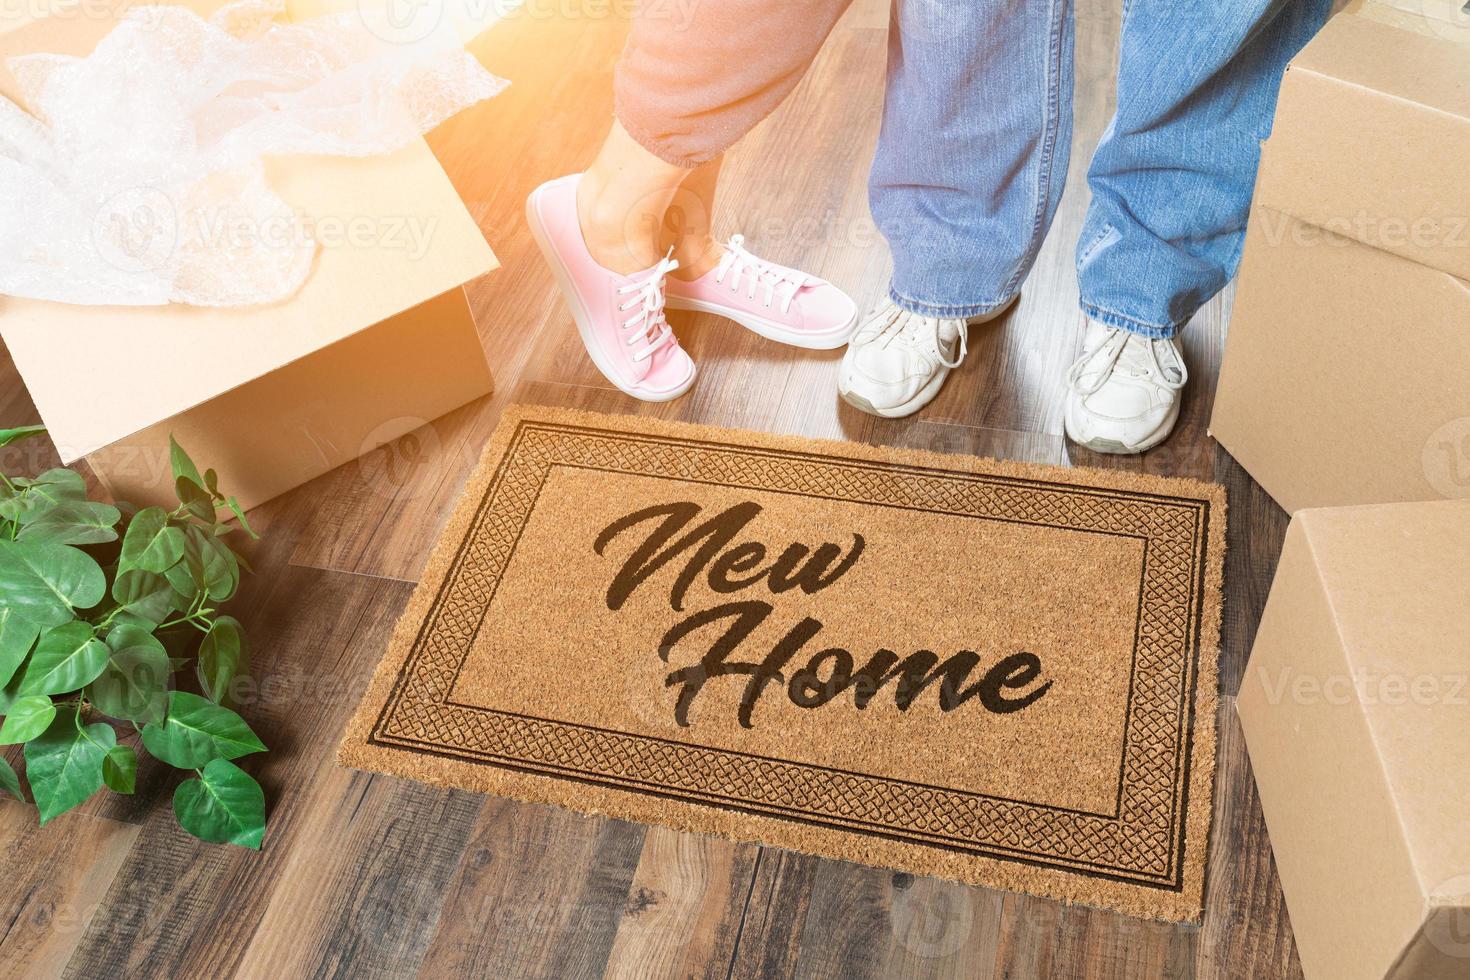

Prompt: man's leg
[
  {"left": 869, "top": 0, "right": 1075, "bottom": 318},
  {"left": 1076, "top": 0, "right": 1334, "bottom": 336},
  {"left": 841, "top": 0, "right": 1075, "bottom": 418},
  {"left": 1063, "top": 0, "right": 1332, "bottom": 454}
]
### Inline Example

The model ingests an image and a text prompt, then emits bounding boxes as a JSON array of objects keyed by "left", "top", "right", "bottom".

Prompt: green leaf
[
  {"left": 140, "top": 691, "right": 265, "bottom": 769},
  {"left": 173, "top": 758, "right": 264, "bottom": 849},
  {"left": 175, "top": 477, "right": 216, "bottom": 524},
  {"left": 0, "top": 695, "right": 56, "bottom": 744},
  {"left": 224, "top": 497, "right": 258, "bottom": 540},
  {"left": 184, "top": 527, "right": 237, "bottom": 603},
  {"left": 23, "top": 707, "right": 114, "bottom": 823},
  {"left": 89, "top": 625, "right": 169, "bottom": 724},
  {"left": 7, "top": 470, "right": 88, "bottom": 525},
  {"left": 0, "top": 673, "right": 22, "bottom": 715},
  {"left": 0, "top": 424, "right": 46, "bottom": 449},
  {"left": 198, "top": 616, "right": 244, "bottom": 704},
  {"left": 102, "top": 745, "right": 137, "bottom": 794},
  {"left": 0, "top": 540, "right": 107, "bottom": 627},
  {"left": 16, "top": 501, "right": 121, "bottom": 546},
  {"left": 170, "top": 438, "right": 205, "bottom": 490},
  {"left": 0, "top": 609, "right": 40, "bottom": 690},
  {"left": 110, "top": 569, "right": 177, "bottom": 628},
  {"left": 17, "top": 622, "right": 109, "bottom": 697},
  {"left": 119, "top": 507, "right": 186, "bottom": 574},
  {"left": 163, "top": 532, "right": 206, "bottom": 602},
  {"left": 0, "top": 754, "right": 23, "bottom": 801}
]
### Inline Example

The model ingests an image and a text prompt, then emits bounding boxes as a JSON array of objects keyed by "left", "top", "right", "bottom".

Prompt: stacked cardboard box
[
  {"left": 1229, "top": 6, "right": 1470, "bottom": 980},
  {"left": 1210, "top": 4, "right": 1470, "bottom": 513},
  {"left": 1237, "top": 500, "right": 1470, "bottom": 980}
]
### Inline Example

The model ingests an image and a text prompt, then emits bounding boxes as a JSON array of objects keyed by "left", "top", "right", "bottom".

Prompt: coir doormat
[{"left": 340, "top": 406, "right": 1225, "bottom": 922}]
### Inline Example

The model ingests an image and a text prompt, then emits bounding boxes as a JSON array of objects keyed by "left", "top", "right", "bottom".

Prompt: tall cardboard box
[
  {"left": 1210, "top": 10, "right": 1470, "bottom": 513},
  {"left": 0, "top": 0, "right": 498, "bottom": 511},
  {"left": 1237, "top": 500, "right": 1470, "bottom": 980}
]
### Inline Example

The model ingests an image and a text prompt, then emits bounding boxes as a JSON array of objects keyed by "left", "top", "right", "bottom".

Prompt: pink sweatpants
[{"left": 613, "top": 0, "right": 854, "bottom": 168}]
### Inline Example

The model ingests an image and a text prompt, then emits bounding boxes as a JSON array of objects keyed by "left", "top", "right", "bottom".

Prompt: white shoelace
[
  {"left": 1065, "top": 326, "right": 1188, "bottom": 396},
  {"left": 866, "top": 307, "right": 969, "bottom": 370},
  {"left": 711, "top": 234, "right": 811, "bottom": 314},
  {"left": 615, "top": 252, "right": 679, "bottom": 363}
]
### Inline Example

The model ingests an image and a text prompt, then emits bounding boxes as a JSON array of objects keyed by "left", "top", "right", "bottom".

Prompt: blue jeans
[{"left": 869, "top": 0, "right": 1333, "bottom": 337}]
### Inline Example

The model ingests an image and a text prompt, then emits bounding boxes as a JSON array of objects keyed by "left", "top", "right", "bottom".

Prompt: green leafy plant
[{"left": 0, "top": 426, "right": 267, "bottom": 848}]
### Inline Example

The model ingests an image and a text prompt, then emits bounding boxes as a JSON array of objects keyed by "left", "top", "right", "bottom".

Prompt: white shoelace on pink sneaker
[
  {"left": 615, "top": 252, "right": 679, "bottom": 362},
  {"left": 711, "top": 234, "right": 811, "bottom": 314}
]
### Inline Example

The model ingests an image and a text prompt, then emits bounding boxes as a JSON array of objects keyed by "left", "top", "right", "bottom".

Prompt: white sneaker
[
  {"left": 1063, "top": 320, "right": 1188, "bottom": 454},
  {"left": 837, "top": 297, "right": 1016, "bottom": 418}
]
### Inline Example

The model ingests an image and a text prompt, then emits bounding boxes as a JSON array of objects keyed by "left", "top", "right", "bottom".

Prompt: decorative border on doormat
[{"left": 340, "top": 406, "right": 1226, "bottom": 923}]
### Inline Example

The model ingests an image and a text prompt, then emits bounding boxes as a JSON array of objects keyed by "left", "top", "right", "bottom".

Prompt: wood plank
[
  {"left": 59, "top": 567, "right": 418, "bottom": 978},
  {"left": 416, "top": 799, "right": 645, "bottom": 980},
  {"left": 0, "top": 807, "right": 140, "bottom": 980},
  {"left": 601, "top": 828, "right": 760, "bottom": 980},
  {"left": 1194, "top": 701, "right": 1302, "bottom": 980},
  {"left": 726, "top": 849, "right": 823, "bottom": 980},
  {"left": 232, "top": 773, "right": 482, "bottom": 979},
  {"left": 790, "top": 863, "right": 1004, "bottom": 980}
]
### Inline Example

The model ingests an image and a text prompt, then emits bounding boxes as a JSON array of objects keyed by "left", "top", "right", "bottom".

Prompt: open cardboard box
[
  {"left": 0, "top": 0, "right": 500, "bottom": 511},
  {"left": 1237, "top": 500, "right": 1470, "bottom": 980},
  {"left": 1210, "top": 6, "right": 1470, "bottom": 513}
]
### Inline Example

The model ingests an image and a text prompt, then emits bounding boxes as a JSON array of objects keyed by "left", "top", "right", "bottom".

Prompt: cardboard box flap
[
  {"left": 1257, "top": 13, "right": 1470, "bottom": 281},
  {"left": 0, "top": 144, "right": 496, "bottom": 463},
  {"left": 1298, "top": 500, "right": 1470, "bottom": 900},
  {"left": 0, "top": 0, "right": 498, "bottom": 463}
]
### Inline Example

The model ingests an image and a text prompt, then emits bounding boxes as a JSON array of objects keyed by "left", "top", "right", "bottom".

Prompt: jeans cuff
[
  {"left": 889, "top": 286, "right": 1015, "bottom": 320},
  {"left": 1079, "top": 302, "right": 1186, "bottom": 340}
]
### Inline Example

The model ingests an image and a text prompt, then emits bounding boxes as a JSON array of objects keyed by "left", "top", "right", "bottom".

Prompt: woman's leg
[
  {"left": 528, "top": 0, "right": 860, "bottom": 402},
  {"left": 577, "top": 0, "right": 852, "bottom": 276}
]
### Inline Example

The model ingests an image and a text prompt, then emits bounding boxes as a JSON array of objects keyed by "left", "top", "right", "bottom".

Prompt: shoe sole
[
  {"left": 838, "top": 368, "right": 949, "bottom": 419},
  {"left": 525, "top": 185, "right": 696, "bottom": 403},
  {"left": 665, "top": 296, "right": 857, "bottom": 350},
  {"left": 1064, "top": 400, "right": 1181, "bottom": 456},
  {"left": 836, "top": 296, "right": 1020, "bottom": 419}
]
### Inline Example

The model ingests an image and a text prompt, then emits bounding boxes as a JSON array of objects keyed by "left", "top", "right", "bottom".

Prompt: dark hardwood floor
[{"left": 0, "top": 2, "right": 1302, "bottom": 976}]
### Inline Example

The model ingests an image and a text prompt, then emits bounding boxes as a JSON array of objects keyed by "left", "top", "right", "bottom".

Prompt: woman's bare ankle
[
  {"left": 575, "top": 175, "right": 663, "bottom": 275},
  {"left": 669, "top": 236, "right": 724, "bottom": 281}
]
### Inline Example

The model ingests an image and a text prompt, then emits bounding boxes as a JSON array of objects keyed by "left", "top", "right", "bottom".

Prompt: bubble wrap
[{"left": 0, "top": 0, "right": 508, "bottom": 307}]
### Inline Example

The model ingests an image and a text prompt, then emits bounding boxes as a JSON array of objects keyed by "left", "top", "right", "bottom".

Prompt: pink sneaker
[
  {"left": 664, "top": 235, "right": 858, "bottom": 350},
  {"left": 526, "top": 174, "right": 696, "bottom": 402}
]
